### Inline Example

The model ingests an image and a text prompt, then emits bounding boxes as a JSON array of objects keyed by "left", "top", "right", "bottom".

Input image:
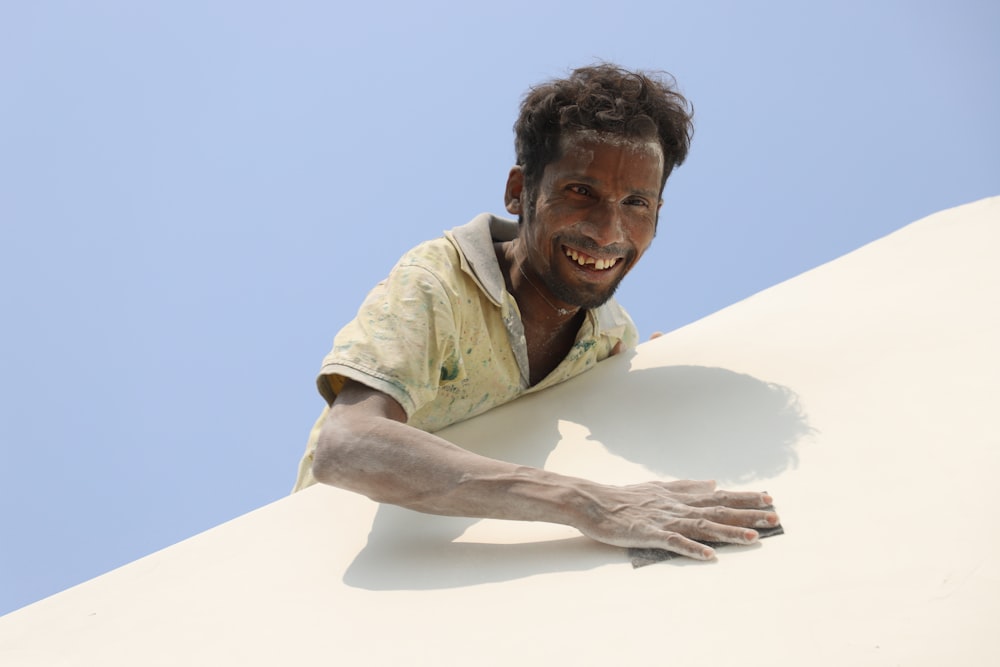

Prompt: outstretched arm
[{"left": 312, "top": 379, "right": 779, "bottom": 561}]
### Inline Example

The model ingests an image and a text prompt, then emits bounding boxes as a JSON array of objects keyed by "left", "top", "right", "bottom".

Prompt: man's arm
[{"left": 312, "top": 379, "right": 780, "bottom": 561}]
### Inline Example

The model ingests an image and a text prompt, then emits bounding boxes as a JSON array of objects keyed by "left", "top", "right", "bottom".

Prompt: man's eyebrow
[{"left": 630, "top": 187, "right": 661, "bottom": 200}]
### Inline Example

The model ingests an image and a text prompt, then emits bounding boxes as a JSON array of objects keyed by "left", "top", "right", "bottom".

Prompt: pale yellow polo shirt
[{"left": 293, "top": 213, "right": 638, "bottom": 491}]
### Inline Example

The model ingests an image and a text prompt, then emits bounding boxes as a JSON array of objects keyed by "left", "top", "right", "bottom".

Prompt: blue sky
[{"left": 1, "top": 1, "right": 997, "bottom": 615}]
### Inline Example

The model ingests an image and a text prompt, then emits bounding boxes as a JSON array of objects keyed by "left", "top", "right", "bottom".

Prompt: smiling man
[{"left": 293, "top": 64, "right": 780, "bottom": 560}]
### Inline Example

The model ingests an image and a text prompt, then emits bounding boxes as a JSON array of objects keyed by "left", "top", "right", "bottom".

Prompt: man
[{"left": 294, "top": 64, "right": 779, "bottom": 561}]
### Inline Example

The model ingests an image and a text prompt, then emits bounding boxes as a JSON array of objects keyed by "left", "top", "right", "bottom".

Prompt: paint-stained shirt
[{"left": 292, "top": 213, "right": 638, "bottom": 491}]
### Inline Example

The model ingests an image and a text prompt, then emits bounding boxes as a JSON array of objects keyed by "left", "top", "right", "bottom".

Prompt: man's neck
[{"left": 494, "top": 240, "right": 584, "bottom": 385}]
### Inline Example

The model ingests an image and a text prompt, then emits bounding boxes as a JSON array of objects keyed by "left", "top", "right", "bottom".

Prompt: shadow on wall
[
  {"left": 455, "top": 359, "right": 813, "bottom": 485},
  {"left": 343, "top": 359, "right": 813, "bottom": 591},
  {"left": 562, "top": 364, "right": 813, "bottom": 485}
]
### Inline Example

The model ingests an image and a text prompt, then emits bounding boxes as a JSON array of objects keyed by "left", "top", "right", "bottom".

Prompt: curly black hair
[{"left": 514, "top": 63, "right": 694, "bottom": 201}]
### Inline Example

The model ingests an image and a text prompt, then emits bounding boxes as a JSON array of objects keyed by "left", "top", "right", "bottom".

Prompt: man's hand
[
  {"left": 610, "top": 331, "right": 663, "bottom": 356},
  {"left": 569, "top": 479, "right": 779, "bottom": 560}
]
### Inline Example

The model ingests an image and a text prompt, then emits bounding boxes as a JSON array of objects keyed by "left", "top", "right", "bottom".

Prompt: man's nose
[{"left": 583, "top": 200, "right": 627, "bottom": 246}]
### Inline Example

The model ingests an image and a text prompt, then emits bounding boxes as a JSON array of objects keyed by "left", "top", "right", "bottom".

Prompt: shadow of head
[{"left": 555, "top": 363, "right": 813, "bottom": 484}]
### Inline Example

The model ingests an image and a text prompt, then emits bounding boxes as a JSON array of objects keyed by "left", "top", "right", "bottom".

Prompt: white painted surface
[{"left": 2, "top": 197, "right": 998, "bottom": 666}]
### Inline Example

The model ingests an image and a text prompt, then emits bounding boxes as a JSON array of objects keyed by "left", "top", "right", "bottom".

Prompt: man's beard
[{"left": 540, "top": 251, "right": 633, "bottom": 310}]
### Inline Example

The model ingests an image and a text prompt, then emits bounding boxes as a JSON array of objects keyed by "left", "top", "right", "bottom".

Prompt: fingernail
[
  {"left": 761, "top": 492, "right": 773, "bottom": 505},
  {"left": 755, "top": 514, "right": 779, "bottom": 528},
  {"left": 743, "top": 530, "right": 759, "bottom": 543}
]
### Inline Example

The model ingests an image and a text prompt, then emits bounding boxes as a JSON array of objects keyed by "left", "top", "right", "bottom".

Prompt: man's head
[
  {"left": 505, "top": 64, "right": 693, "bottom": 310},
  {"left": 513, "top": 63, "right": 694, "bottom": 212}
]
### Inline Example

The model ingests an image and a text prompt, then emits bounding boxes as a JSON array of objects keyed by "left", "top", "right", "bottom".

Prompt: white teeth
[{"left": 565, "top": 248, "right": 618, "bottom": 270}]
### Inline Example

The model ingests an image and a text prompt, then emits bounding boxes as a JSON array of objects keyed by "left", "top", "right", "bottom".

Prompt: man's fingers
[
  {"left": 675, "top": 517, "right": 760, "bottom": 544},
  {"left": 658, "top": 532, "right": 717, "bottom": 561},
  {"left": 652, "top": 518, "right": 759, "bottom": 558},
  {"left": 682, "top": 489, "right": 774, "bottom": 509},
  {"left": 689, "top": 506, "right": 780, "bottom": 530}
]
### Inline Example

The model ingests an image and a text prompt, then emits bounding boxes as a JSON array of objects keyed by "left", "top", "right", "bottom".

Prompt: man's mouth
[{"left": 564, "top": 246, "right": 621, "bottom": 271}]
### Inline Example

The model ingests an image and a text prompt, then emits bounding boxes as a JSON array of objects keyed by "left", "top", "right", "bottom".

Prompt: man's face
[{"left": 510, "top": 133, "right": 665, "bottom": 309}]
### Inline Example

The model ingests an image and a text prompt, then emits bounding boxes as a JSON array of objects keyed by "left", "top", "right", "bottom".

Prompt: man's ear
[{"left": 504, "top": 166, "right": 525, "bottom": 215}]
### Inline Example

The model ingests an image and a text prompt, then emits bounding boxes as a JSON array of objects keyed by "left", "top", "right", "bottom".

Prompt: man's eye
[
  {"left": 568, "top": 185, "right": 591, "bottom": 196},
  {"left": 624, "top": 197, "right": 649, "bottom": 207}
]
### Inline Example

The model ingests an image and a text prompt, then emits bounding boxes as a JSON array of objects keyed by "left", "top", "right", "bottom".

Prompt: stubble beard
[{"left": 540, "top": 250, "right": 633, "bottom": 310}]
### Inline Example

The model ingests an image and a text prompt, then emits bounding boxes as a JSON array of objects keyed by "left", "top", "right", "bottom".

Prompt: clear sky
[{"left": 1, "top": 1, "right": 997, "bottom": 616}]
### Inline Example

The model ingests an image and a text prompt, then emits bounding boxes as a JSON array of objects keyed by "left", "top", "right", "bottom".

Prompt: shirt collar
[{"left": 446, "top": 213, "right": 518, "bottom": 306}]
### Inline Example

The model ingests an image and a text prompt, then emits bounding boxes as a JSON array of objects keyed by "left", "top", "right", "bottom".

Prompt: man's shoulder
[
  {"left": 380, "top": 215, "right": 507, "bottom": 306},
  {"left": 395, "top": 214, "right": 513, "bottom": 267},
  {"left": 446, "top": 213, "right": 518, "bottom": 248},
  {"left": 397, "top": 234, "right": 461, "bottom": 270}
]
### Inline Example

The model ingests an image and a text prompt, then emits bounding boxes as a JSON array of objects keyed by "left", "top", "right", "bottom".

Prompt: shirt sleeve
[{"left": 316, "top": 257, "right": 460, "bottom": 419}]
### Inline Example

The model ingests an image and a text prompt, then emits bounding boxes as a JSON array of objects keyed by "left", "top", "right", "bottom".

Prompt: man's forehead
[
  {"left": 553, "top": 131, "right": 665, "bottom": 188},
  {"left": 561, "top": 129, "right": 660, "bottom": 150},
  {"left": 558, "top": 131, "right": 663, "bottom": 164}
]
